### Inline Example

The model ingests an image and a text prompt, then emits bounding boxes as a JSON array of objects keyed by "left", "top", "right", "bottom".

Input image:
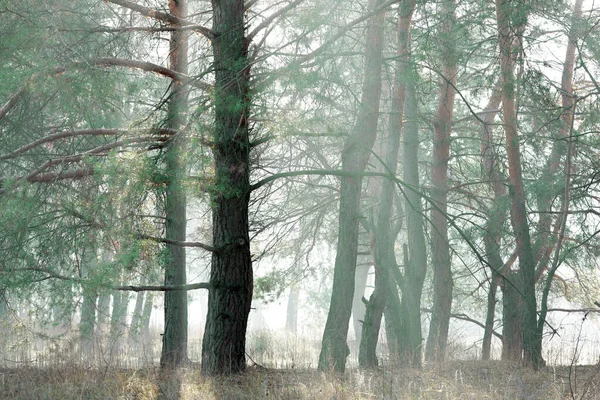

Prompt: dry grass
[{"left": 1, "top": 361, "right": 599, "bottom": 399}]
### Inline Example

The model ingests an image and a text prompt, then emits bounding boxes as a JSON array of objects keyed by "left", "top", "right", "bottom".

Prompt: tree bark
[
  {"left": 358, "top": 0, "right": 413, "bottom": 368},
  {"left": 478, "top": 80, "right": 506, "bottom": 361},
  {"left": 352, "top": 264, "right": 370, "bottom": 345},
  {"left": 201, "top": 0, "right": 253, "bottom": 375},
  {"left": 398, "top": 78, "right": 427, "bottom": 368},
  {"left": 285, "top": 283, "right": 300, "bottom": 335},
  {"left": 501, "top": 271, "right": 524, "bottom": 361},
  {"left": 425, "top": 0, "right": 457, "bottom": 363},
  {"left": 534, "top": 0, "right": 582, "bottom": 361},
  {"left": 160, "top": 0, "right": 190, "bottom": 370},
  {"left": 318, "top": 0, "right": 385, "bottom": 373},
  {"left": 495, "top": 0, "right": 541, "bottom": 368},
  {"left": 80, "top": 248, "right": 98, "bottom": 357}
]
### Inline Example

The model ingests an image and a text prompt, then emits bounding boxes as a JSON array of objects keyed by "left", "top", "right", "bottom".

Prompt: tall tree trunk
[
  {"left": 478, "top": 80, "right": 507, "bottom": 361},
  {"left": 160, "top": 0, "right": 189, "bottom": 369},
  {"left": 425, "top": 0, "right": 457, "bottom": 363},
  {"left": 96, "top": 292, "right": 111, "bottom": 335},
  {"left": 318, "top": 0, "right": 385, "bottom": 373},
  {"left": 358, "top": 0, "right": 413, "bottom": 368},
  {"left": 201, "top": 0, "right": 253, "bottom": 375},
  {"left": 495, "top": 0, "right": 540, "bottom": 368},
  {"left": 535, "top": 0, "right": 582, "bottom": 361},
  {"left": 398, "top": 79, "right": 427, "bottom": 368}
]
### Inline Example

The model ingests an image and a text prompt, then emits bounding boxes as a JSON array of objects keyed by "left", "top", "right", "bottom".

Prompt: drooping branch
[
  {"left": 88, "top": 58, "right": 212, "bottom": 90},
  {"left": 421, "top": 308, "right": 503, "bottom": 340},
  {"left": 0, "top": 128, "right": 176, "bottom": 161}
]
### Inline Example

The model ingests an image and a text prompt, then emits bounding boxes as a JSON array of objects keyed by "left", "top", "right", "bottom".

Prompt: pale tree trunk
[
  {"left": 285, "top": 284, "right": 300, "bottom": 335},
  {"left": 80, "top": 247, "right": 98, "bottom": 357},
  {"left": 160, "top": 0, "right": 189, "bottom": 369},
  {"left": 201, "top": 0, "right": 253, "bottom": 375},
  {"left": 358, "top": 0, "right": 413, "bottom": 368},
  {"left": 425, "top": 0, "right": 457, "bottom": 363},
  {"left": 352, "top": 264, "right": 370, "bottom": 345},
  {"left": 318, "top": 0, "right": 385, "bottom": 373},
  {"left": 495, "top": 0, "right": 540, "bottom": 368}
]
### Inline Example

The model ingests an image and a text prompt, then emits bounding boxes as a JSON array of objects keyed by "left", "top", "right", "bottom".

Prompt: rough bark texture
[
  {"left": 501, "top": 271, "right": 524, "bottom": 361},
  {"left": 318, "top": 0, "right": 385, "bottom": 373},
  {"left": 495, "top": 0, "right": 540, "bottom": 368},
  {"left": 160, "top": 0, "right": 189, "bottom": 370},
  {"left": 425, "top": 0, "right": 457, "bottom": 363},
  {"left": 201, "top": 0, "right": 253, "bottom": 375}
]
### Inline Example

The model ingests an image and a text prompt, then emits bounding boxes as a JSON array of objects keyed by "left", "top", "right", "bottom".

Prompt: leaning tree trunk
[
  {"left": 496, "top": 0, "right": 540, "bottom": 368},
  {"left": 425, "top": 0, "right": 457, "bottom": 363},
  {"left": 318, "top": 0, "right": 385, "bottom": 373},
  {"left": 201, "top": 0, "right": 253, "bottom": 376},
  {"left": 534, "top": 0, "right": 582, "bottom": 361},
  {"left": 160, "top": 0, "right": 189, "bottom": 369}
]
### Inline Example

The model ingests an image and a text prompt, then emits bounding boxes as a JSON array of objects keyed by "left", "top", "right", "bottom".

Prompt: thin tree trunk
[
  {"left": 160, "top": 0, "right": 189, "bottom": 369},
  {"left": 318, "top": 0, "right": 385, "bottom": 373},
  {"left": 425, "top": 0, "right": 457, "bottom": 363},
  {"left": 201, "top": 0, "right": 253, "bottom": 375},
  {"left": 495, "top": 0, "right": 540, "bottom": 368},
  {"left": 534, "top": 0, "right": 582, "bottom": 360},
  {"left": 478, "top": 80, "right": 506, "bottom": 361},
  {"left": 129, "top": 291, "right": 144, "bottom": 338},
  {"left": 285, "top": 284, "right": 300, "bottom": 335},
  {"left": 80, "top": 248, "right": 98, "bottom": 356}
]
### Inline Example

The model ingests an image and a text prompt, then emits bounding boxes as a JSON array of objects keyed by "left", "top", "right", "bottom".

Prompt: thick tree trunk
[
  {"left": 318, "top": 0, "right": 385, "bottom": 373},
  {"left": 425, "top": 0, "right": 457, "bottom": 363},
  {"left": 398, "top": 80, "right": 427, "bottom": 368},
  {"left": 201, "top": 0, "right": 253, "bottom": 375},
  {"left": 495, "top": 0, "right": 540, "bottom": 368},
  {"left": 501, "top": 271, "right": 523, "bottom": 361},
  {"left": 160, "top": 0, "right": 189, "bottom": 369}
]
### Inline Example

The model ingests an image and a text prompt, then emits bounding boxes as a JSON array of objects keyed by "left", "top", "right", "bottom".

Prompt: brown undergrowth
[{"left": 1, "top": 360, "right": 599, "bottom": 399}]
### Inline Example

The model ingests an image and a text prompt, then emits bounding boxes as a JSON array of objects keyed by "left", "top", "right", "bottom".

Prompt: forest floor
[{"left": 1, "top": 360, "right": 599, "bottom": 399}]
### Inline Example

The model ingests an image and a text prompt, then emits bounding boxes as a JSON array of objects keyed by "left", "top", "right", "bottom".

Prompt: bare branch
[
  {"left": 138, "top": 234, "right": 216, "bottom": 253},
  {"left": 104, "top": 0, "right": 215, "bottom": 39}
]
